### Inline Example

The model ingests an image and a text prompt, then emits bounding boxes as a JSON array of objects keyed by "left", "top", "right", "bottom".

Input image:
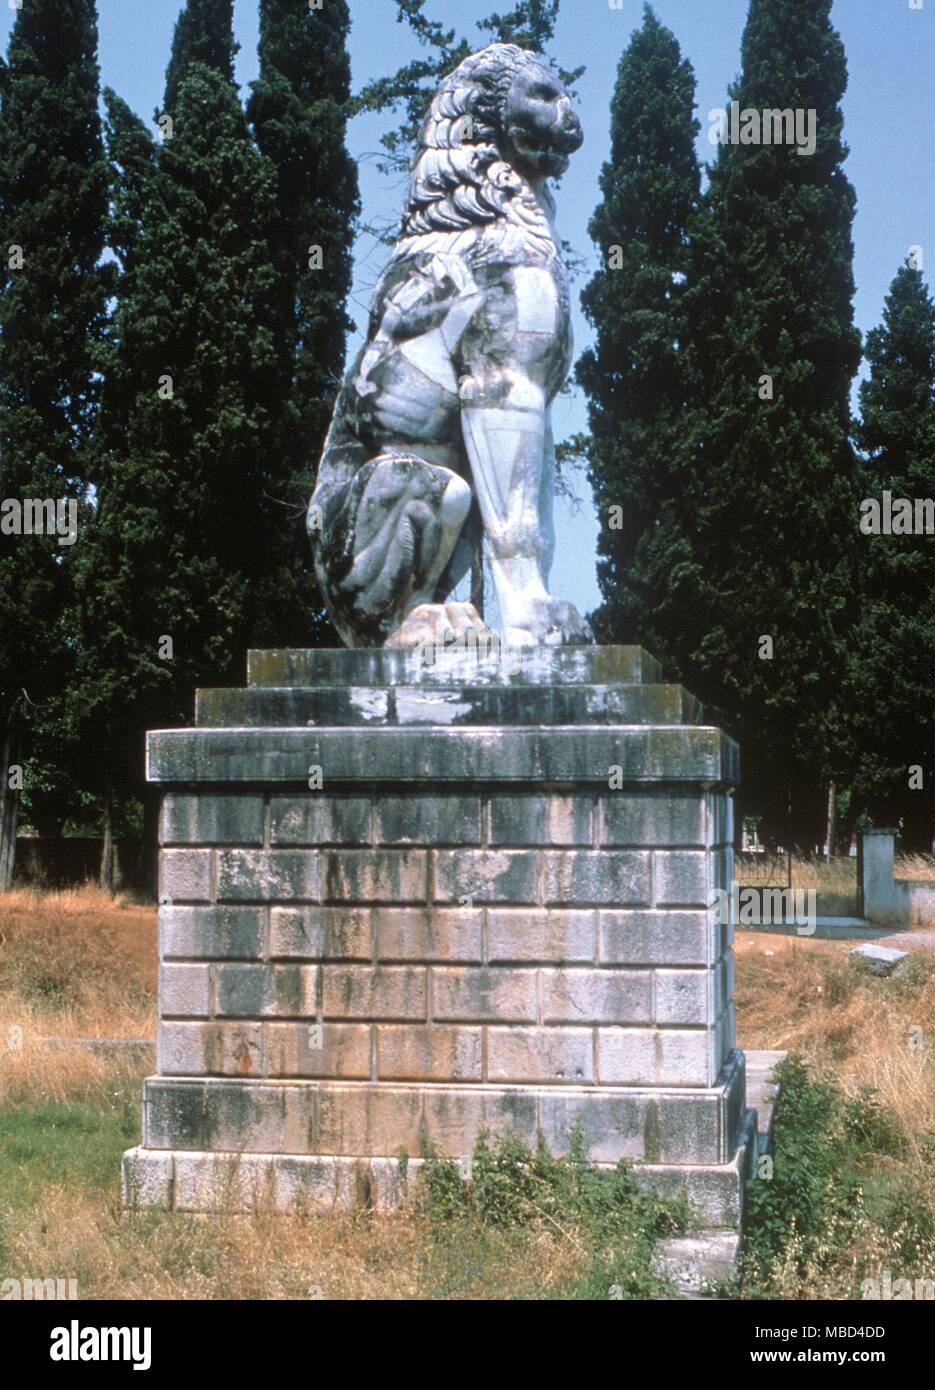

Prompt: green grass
[
  {"left": 418, "top": 1127, "right": 691, "bottom": 1300},
  {"left": 0, "top": 1075, "right": 140, "bottom": 1261},
  {"left": 739, "top": 1055, "right": 935, "bottom": 1299}
]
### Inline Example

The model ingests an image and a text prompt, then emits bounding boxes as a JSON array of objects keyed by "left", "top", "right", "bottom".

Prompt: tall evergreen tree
[
  {"left": 163, "top": 0, "right": 237, "bottom": 114},
  {"left": 248, "top": 0, "right": 359, "bottom": 635},
  {"left": 577, "top": 6, "right": 700, "bottom": 649},
  {"left": 624, "top": 0, "right": 861, "bottom": 842},
  {"left": 0, "top": 0, "right": 108, "bottom": 886},
  {"left": 72, "top": 55, "right": 285, "bottom": 885},
  {"left": 851, "top": 263, "right": 935, "bottom": 849}
]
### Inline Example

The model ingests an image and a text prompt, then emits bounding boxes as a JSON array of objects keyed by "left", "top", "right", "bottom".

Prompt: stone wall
[{"left": 125, "top": 646, "right": 754, "bottom": 1225}]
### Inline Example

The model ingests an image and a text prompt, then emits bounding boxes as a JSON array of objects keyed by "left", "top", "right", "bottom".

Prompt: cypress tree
[
  {"left": 576, "top": 5, "right": 700, "bottom": 649},
  {"left": 0, "top": 0, "right": 108, "bottom": 885},
  {"left": 673, "top": 0, "right": 861, "bottom": 841},
  {"left": 248, "top": 0, "right": 359, "bottom": 636},
  {"left": 851, "top": 264, "right": 935, "bottom": 849},
  {"left": 73, "top": 53, "right": 283, "bottom": 885},
  {"left": 163, "top": 0, "right": 237, "bottom": 114}
]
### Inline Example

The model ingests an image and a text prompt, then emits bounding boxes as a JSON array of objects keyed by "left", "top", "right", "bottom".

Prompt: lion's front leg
[{"left": 460, "top": 374, "right": 592, "bottom": 648}]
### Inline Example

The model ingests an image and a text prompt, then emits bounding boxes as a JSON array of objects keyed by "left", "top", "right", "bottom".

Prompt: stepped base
[
  {"left": 124, "top": 1108, "right": 756, "bottom": 1228},
  {"left": 125, "top": 645, "right": 748, "bottom": 1235}
]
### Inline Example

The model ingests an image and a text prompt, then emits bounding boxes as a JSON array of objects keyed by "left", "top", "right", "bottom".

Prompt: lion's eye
[{"left": 530, "top": 83, "right": 558, "bottom": 102}]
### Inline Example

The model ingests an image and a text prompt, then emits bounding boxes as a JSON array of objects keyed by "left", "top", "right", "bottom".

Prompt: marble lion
[{"left": 308, "top": 42, "right": 593, "bottom": 650}]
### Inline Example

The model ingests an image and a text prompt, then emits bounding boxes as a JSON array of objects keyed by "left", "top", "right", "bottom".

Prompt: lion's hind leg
[{"left": 311, "top": 450, "right": 484, "bottom": 649}]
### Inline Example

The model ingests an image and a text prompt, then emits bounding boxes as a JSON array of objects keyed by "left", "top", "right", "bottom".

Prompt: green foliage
[
  {"left": 682, "top": 0, "right": 861, "bottom": 820},
  {"left": 580, "top": 1, "right": 863, "bottom": 842},
  {"left": 741, "top": 1055, "right": 906, "bottom": 1295},
  {"left": 163, "top": 0, "right": 238, "bottom": 114},
  {"left": 0, "top": 0, "right": 109, "bottom": 832},
  {"left": 421, "top": 1125, "right": 689, "bottom": 1299},
  {"left": 577, "top": 5, "right": 700, "bottom": 656},
  {"left": 851, "top": 264, "right": 935, "bottom": 847},
  {"left": 71, "top": 61, "right": 286, "bottom": 803},
  {"left": 247, "top": 0, "right": 359, "bottom": 630}
]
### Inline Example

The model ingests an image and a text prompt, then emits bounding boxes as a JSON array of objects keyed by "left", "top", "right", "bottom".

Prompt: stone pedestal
[{"left": 123, "top": 645, "right": 754, "bottom": 1228}]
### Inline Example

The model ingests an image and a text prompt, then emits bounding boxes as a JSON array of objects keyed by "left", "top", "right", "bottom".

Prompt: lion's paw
[
  {"left": 383, "top": 601, "right": 491, "bottom": 651},
  {"left": 503, "top": 598, "right": 593, "bottom": 648}
]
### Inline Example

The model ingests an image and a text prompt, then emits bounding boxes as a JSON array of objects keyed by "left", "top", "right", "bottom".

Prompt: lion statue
[{"left": 307, "top": 42, "right": 593, "bottom": 650}]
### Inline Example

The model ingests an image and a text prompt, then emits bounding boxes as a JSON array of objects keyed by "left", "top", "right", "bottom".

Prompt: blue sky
[{"left": 4, "top": 0, "right": 931, "bottom": 617}]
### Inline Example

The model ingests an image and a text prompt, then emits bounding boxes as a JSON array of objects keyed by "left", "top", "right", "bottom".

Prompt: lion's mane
[{"left": 394, "top": 43, "right": 557, "bottom": 263}]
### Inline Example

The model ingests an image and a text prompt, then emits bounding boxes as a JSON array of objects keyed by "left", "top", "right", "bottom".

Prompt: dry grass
[
  {"left": 0, "top": 882, "right": 156, "bottom": 1106},
  {"left": 734, "top": 931, "right": 935, "bottom": 1154},
  {"left": 894, "top": 853, "right": 935, "bottom": 881},
  {"left": 2, "top": 882, "right": 933, "bottom": 1299},
  {"left": 2, "top": 1185, "right": 583, "bottom": 1300}
]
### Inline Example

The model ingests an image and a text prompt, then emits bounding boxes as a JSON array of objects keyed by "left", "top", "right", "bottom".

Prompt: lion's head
[{"left": 399, "top": 43, "right": 583, "bottom": 243}]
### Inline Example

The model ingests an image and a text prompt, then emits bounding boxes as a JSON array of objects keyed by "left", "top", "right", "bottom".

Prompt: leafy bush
[
  {"left": 742, "top": 1055, "right": 911, "bottom": 1296},
  {"left": 419, "top": 1125, "right": 690, "bottom": 1300}
]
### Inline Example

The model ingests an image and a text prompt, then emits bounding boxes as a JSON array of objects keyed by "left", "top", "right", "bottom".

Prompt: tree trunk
[
  {"left": 825, "top": 780, "right": 837, "bottom": 862},
  {"left": 142, "top": 787, "right": 159, "bottom": 903},
  {"left": 0, "top": 730, "right": 9, "bottom": 891},
  {"left": 100, "top": 781, "right": 115, "bottom": 894},
  {"left": 0, "top": 732, "right": 20, "bottom": 892}
]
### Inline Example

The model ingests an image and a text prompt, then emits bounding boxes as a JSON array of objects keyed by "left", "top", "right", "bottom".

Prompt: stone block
[
  {"left": 246, "top": 644, "right": 661, "bottom": 690},
  {"left": 147, "top": 725, "right": 739, "bottom": 787},
  {"left": 122, "top": 1148, "right": 173, "bottom": 1210},
  {"left": 143, "top": 1079, "right": 207, "bottom": 1148},
  {"left": 599, "top": 910, "right": 714, "bottom": 967},
  {"left": 265, "top": 1021, "right": 372, "bottom": 1079},
  {"left": 653, "top": 851, "right": 708, "bottom": 908},
  {"left": 269, "top": 906, "right": 372, "bottom": 961},
  {"left": 202, "top": 1081, "right": 314, "bottom": 1153},
  {"left": 160, "top": 849, "right": 212, "bottom": 904},
  {"left": 432, "top": 967, "right": 537, "bottom": 1022},
  {"left": 270, "top": 795, "right": 371, "bottom": 846},
  {"left": 158, "top": 1021, "right": 262, "bottom": 1077},
  {"left": 315, "top": 1084, "right": 424, "bottom": 1156},
  {"left": 215, "top": 964, "right": 319, "bottom": 1018},
  {"left": 320, "top": 850, "right": 427, "bottom": 904},
  {"left": 421, "top": 1087, "right": 538, "bottom": 1155},
  {"left": 376, "top": 1025, "right": 483, "bottom": 1081},
  {"left": 160, "top": 964, "right": 211, "bottom": 1018},
  {"left": 654, "top": 968, "right": 711, "bottom": 1027},
  {"left": 598, "top": 1027, "right": 715, "bottom": 1087},
  {"left": 489, "top": 795, "right": 593, "bottom": 846},
  {"left": 160, "top": 793, "right": 264, "bottom": 846},
  {"left": 487, "top": 909, "right": 595, "bottom": 963},
  {"left": 434, "top": 850, "right": 538, "bottom": 904},
  {"left": 161, "top": 905, "right": 266, "bottom": 961},
  {"left": 374, "top": 907, "right": 482, "bottom": 963},
  {"left": 216, "top": 850, "right": 320, "bottom": 902},
  {"left": 486, "top": 1026, "right": 593, "bottom": 1083},
  {"left": 541, "top": 968, "right": 652, "bottom": 1024},
  {"left": 542, "top": 851, "right": 651, "bottom": 906},
  {"left": 321, "top": 966, "right": 426, "bottom": 1020},
  {"left": 601, "top": 790, "right": 705, "bottom": 848},
  {"left": 374, "top": 795, "right": 481, "bottom": 846}
]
